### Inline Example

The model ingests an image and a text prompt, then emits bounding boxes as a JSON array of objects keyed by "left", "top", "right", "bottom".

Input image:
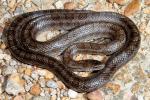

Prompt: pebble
[
  {"left": 37, "top": 69, "right": 46, "bottom": 76},
  {"left": 8, "top": 0, "right": 16, "bottom": 9},
  {"left": 124, "top": 0, "right": 141, "bottom": 16},
  {"left": 25, "top": 82, "right": 33, "bottom": 92},
  {"left": 105, "top": 83, "right": 121, "bottom": 94},
  {"left": 50, "top": 88, "right": 57, "bottom": 95},
  {"left": 131, "top": 82, "right": 141, "bottom": 94},
  {"left": 9, "top": 60, "right": 17, "bottom": 66},
  {"left": 30, "top": 84, "right": 41, "bottom": 96},
  {"left": 39, "top": 77, "right": 46, "bottom": 87},
  {"left": 64, "top": 2, "right": 77, "bottom": 9},
  {"left": 86, "top": 89, "right": 104, "bottom": 100},
  {"left": 40, "top": 89, "right": 45, "bottom": 96},
  {"left": 25, "top": 93, "right": 33, "bottom": 100},
  {"left": 54, "top": 0, "right": 64, "bottom": 9},
  {"left": 51, "top": 95, "right": 57, "bottom": 100},
  {"left": 5, "top": 73, "right": 25, "bottom": 95},
  {"left": 143, "top": 7, "right": 150, "bottom": 14},
  {"left": 24, "top": 68, "right": 32, "bottom": 76},
  {"left": 61, "top": 96, "right": 70, "bottom": 100},
  {"left": 2, "top": 65, "right": 17, "bottom": 75},
  {"left": 145, "top": 0, "right": 150, "bottom": 5},
  {"left": 46, "top": 80, "right": 58, "bottom": 89},
  {"left": 0, "top": 54, "right": 11, "bottom": 61},
  {"left": 0, "top": 43, "right": 6, "bottom": 49},
  {"left": 68, "top": 89, "right": 78, "bottom": 99},
  {"left": 13, "top": 95, "right": 25, "bottom": 100},
  {"left": 45, "top": 71, "right": 54, "bottom": 79},
  {"left": 14, "top": 7, "right": 24, "bottom": 15},
  {"left": 31, "top": 71, "right": 39, "bottom": 80},
  {"left": 57, "top": 81, "right": 65, "bottom": 89}
]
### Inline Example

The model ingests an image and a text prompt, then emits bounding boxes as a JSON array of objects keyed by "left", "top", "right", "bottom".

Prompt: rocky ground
[{"left": 0, "top": 0, "right": 150, "bottom": 100}]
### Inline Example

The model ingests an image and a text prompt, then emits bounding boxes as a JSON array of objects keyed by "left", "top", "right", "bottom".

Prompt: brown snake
[{"left": 3, "top": 9, "right": 140, "bottom": 93}]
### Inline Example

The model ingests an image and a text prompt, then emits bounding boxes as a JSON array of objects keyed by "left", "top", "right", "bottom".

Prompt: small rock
[
  {"left": 57, "top": 81, "right": 65, "bottom": 89},
  {"left": 39, "top": 77, "right": 46, "bottom": 87},
  {"left": 30, "top": 84, "right": 41, "bottom": 96},
  {"left": 93, "top": 1, "right": 101, "bottom": 11},
  {"left": 4, "top": 54, "right": 11, "bottom": 61},
  {"left": 105, "top": 83, "right": 121, "bottom": 94},
  {"left": 50, "top": 88, "right": 57, "bottom": 95},
  {"left": 54, "top": 0, "right": 64, "bottom": 9},
  {"left": 68, "top": 89, "right": 78, "bottom": 99},
  {"left": 9, "top": 60, "right": 17, "bottom": 66},
  {"left": 51, "top": 95, "right": 57, "bottom": 100},
  {"left": 145, "top": 0, "right": 150, "bottom": 5},
  {"left": 46, "top": 80, "right": 58, "bottom": 89},
  {"left": 64, "top": 2, "right": 77, "bottom": 9},
  {"left": 25, "top": 68, "right": 32, "bottom": 76},
  {"left": 108, "top": 0, "right": 127, "bottom": 5},
  {"left": 25, "top": 82, "right": 33, "bottom": 92},
  {"left": 78, "top": 0, "right": 87, "bottom": 9},
  {"left": 2, "top": 65, "right": 17, "bottom": 75},
  {"left": 61, "top": 96, "right": 70, "bottom": 100},
  {"left": 31, "top": 71, "right": 39, "bottom": 80},
  {"left": 0, "top": 43, "right": 6, "bottom": 49},
  {"left": 5, "top": 73, "right": 25, "bottom": 95},
  {"left": 23, "top": 75, "right": 33, "bottom": 82},
  {"left": 86, "top": 89, "right": 104, "bottom": 100},
  {"left": 18, "top": 66, "right": 26, "bottom": 73},
  {"left": 40, "top": 89, "right": 45, "bottom": 96},
  {"left": 13, "top": 95, "right": 25, "bottom": 100},
  {"left": 143, "top": 7, "right": 150, "bottom": 14},
  {"left": 124, "top": 0, "right": 141, "bottom": 16},
  {"left": 14, "top": 7, "right": 24, "bottom": 15},
  {"left": 8, "top": 0, "right": 16, "bottom": 8},
  {"left": 45, "top": 71, "right": 54, "bottom": 79},
  {"left": 131, "top": 82, "right": 141, "bottom": 94},
  {"left": 37, "top": 69, "right": 46, "bottom": 76},
  {"left": 25, "top": 93, "right": 33, "bottom": 100},
  {"left": 32, "top": 96, "right": 50, "bottom": 100}
]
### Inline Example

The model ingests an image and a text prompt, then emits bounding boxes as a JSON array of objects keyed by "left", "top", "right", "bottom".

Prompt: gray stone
[
  {"left": 2, "top": 65, "right": 17, "bottom": 75},
  {"left": 5, "top": 75, "right": 25, "bottom": 95},
  {"left": 68, "top": 89, "right": 78, "bottom": 98},
  {"left": 46, "top": 80, "right": 58, "bottom": 89}
]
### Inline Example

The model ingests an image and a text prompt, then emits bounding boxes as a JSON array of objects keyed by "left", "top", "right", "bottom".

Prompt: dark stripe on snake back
[{"left": 3, "top": 9, "right": 140, "bottom": 93}]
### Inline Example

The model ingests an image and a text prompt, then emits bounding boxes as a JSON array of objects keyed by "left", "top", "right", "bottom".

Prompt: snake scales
[{"left": 3, "top": 9, "right": 140, "bottom": 93}]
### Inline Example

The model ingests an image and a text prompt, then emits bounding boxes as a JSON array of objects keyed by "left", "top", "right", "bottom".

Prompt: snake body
[{"left": 3, "top": 9, "right": 140, "bottom": 93}]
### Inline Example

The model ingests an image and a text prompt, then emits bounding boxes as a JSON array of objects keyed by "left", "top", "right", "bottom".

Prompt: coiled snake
[{"left": 3, "top": 9, "right": 140, "bottom": 93}]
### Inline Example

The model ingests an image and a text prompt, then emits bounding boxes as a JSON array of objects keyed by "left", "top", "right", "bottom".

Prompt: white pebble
[
  {"left": 68, "top": 89, "right": 78, "bottom": 98},
  {"left": 54, "top": 1, "right": 63, "bottom": 9},
  {"left": 31, "top": 71, "right": 39, "bottom": 80},
  {"left": 37, "top": 70, "right": 46, "bottom": 76},
  {"left": 46, "top": 80, "right": 58, "bottom": 89},
  {"left": 50, "top": 89, "right": 57, "bottom": 96}
]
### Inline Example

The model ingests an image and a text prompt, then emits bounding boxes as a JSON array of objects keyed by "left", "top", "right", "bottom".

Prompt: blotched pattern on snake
[{"left": 3, "top": 9, "right": 140, "bottom": 93}]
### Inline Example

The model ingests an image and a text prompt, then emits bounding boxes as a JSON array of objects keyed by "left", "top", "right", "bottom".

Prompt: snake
[{"left": 3, "top": 9, "right": 140, "bottom": 93}]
